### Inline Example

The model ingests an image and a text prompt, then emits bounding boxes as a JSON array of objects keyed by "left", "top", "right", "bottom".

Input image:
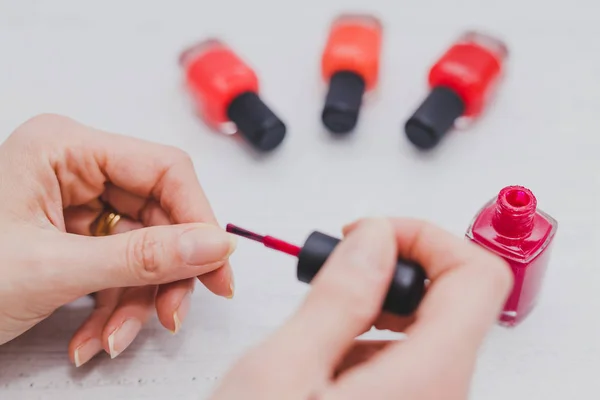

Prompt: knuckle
[
  {"left": 165, "top": 146, "right": 194, "bottom": 165},
  {"left": 9, "top": 114, "right": 76, "bottom": 145},
  {"left": 179, "top": 151, "right": 195, "bottom": 167},
  {"left": 126, "top": 230, "right": 165, "bottom": 283},
  {"left": 18, "top": 113, "right": 71, "bottom": 134},
  {"left": 27, "top": 113, "right": 70, "bottom": 125},
  {"left": 403, "top": 219, "right": 432, "bottom": 253}
]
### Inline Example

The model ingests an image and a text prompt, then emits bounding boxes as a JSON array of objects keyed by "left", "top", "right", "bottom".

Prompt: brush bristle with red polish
[{"left": 226, "top": 224, "right": 302, "bottom": 257}]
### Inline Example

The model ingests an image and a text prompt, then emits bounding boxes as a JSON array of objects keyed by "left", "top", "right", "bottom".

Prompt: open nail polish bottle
[
  {"left": 179, "top": 39, "right": 286, "bottom": 152},
  {"left": 405, "top": 31, "right": 508, "bottom": 149},
  {"left": 320, "top": 14, "right": 382, "bottom": 134},
  {"left": 466, "top": 186, "right": 558, "bottom": 326}
]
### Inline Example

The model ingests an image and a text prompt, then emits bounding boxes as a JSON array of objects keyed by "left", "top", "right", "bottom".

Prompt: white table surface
[{"left": 0, "top": 0, "right": 599, "bottom": 399}]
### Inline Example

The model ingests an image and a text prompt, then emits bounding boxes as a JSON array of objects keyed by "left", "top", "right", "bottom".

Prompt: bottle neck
[{"left": 492, "top": 186, "right": 537, "bottom": 238}]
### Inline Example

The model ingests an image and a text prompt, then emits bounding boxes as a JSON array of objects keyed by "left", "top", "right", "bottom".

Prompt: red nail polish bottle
[
  {"left": 321, "top": 14, "right": 382, "bottom": 134},
  {"left": 179, "top": 39, "right": 286, "bottom": 152},
  {"left": 466, "top": 186, "right": 558, "bottom": 326},
  {"left": 405, "top": 31, "right": 508, "bottom": 149}
]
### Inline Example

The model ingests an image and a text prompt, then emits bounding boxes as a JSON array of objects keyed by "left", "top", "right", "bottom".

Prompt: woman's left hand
[{"left": 0, "top": 114, "right": 236, "bottom": 366}]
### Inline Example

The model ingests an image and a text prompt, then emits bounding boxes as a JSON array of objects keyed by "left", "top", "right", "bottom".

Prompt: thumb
[{"left": 56, "top": 223, "right": 236, "bottom": 294}]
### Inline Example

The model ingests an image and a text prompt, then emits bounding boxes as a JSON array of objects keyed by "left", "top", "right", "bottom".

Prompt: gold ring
[{"left": 91, "top": 207, "right": 122, "bottom": 236}]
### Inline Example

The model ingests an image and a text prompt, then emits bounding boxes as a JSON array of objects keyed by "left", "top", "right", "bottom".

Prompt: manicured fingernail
[
  {"left": 179, "top": 227, "right": 237, "bottom": 265},
  {"left": 172, "top": 291, "right": 192, "bottom": 334},
  {"left": 226, "top": 277, "right": 235, "bottom": 299},
  {"left": 107, "top": 319, "right": 142, "bottom": 359},
  {"left": 346, "top": 219, "right": 392, "bottom": 270},
  {"left": 227, "top": 234, "right": 237, "bottom": 256},
  {"left": 74, "top": 338, "right": 102, "bottom": 367},
  {"left": 342, "top": 220, "right": 360, "bottom": 235}
]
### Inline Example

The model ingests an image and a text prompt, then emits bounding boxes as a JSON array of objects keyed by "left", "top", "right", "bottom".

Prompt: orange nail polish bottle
[{"left": 320, "top": 14, "right": 383, "bottom": 134}]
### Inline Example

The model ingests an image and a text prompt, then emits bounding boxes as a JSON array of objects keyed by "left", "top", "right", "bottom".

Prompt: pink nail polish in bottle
[{"left": 466, "top": 186, "right": 558, "bottom": 326}]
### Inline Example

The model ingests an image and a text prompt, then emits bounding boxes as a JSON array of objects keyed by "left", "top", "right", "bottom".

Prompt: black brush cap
[
  {"left": 322, "top": 71, "right": 366, "bottom": 134},
  {"left": 226, "top": 91, "right": 286, "bottom": 152},
  {"left": 297, "top": 231, "right": 427, "bottom": 316},
  {"left": 404, "top": 86, "right": 465, "bottom": 150}
]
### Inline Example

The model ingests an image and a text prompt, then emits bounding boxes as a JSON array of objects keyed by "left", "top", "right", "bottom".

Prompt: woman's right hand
[{"left": 211, "top": 218, "right": 513, "bottom": 400}]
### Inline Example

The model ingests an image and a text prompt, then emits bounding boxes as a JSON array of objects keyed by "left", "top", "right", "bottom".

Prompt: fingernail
[
  {"left": 346, "top": 219, "right": 392, "bottom": 270},
  {"left": 179, "top": 227, "right": 237, "bottom": 265},
  {"left": 226, "top": 276, "right": 235, "bottom": 299},
  {"left": 108, "top": 319, "right": 142, "bottom": 359},
  {"left": 227, "top": 234, "right": 237, "bottom": 256},
  {"left": 172, "top": 291, "right": 192, "bottom": 334},
  {"left": 74, "top": 338, "right": 102, "bottom": 367},
  {"left": 341, "top": 220, "right": 360, "bottom": 235}
]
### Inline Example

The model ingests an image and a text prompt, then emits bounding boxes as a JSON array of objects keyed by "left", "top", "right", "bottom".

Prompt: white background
[{"left": 0, "top": 0, "right": 599, "bottom": 399}]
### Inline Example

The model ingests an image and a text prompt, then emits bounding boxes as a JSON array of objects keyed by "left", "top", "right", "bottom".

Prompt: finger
[
  {"left": 197, "top": 260, "right": 235, "bottom": 297},
  {"left": 65, "top": 201, "right": 234, "bottom": 298},
  {"left": 328, "top": 218, "right": 513, "bottom": 398},
  {"left": 68, "top": 288, "right": 123, "bottom": 367},
  {"left": 102, "top": 184, "right": 235, "bottom": 298},
  {"left": 390, "top": 218, "right": 513, "bottom": 336},
  {"left": 155, "top": 279, "right": 195, "bottom": 333},
  {"left": 52, "top": 223, "right": 236, "bottom": 295},
  {"left": 64, "top": 205, "right": 142, "bottom": 235},
  {"left": 102, "top": 285, "right": 158, "bottom": 359},
  {"left": 24, "top": 114, "right": 218, "bottom": 225},
  {"left": 265, "top": 218, "right": 397, "bottom": 375},
  {"left": 65, "top": 206, "right": 202, "bottom": 334},
  {"left": 334, "top": 340, "right": 393, "bottom": 377},
  {"left": 101, "top": 184, "right": 171, "bottom": 226}
]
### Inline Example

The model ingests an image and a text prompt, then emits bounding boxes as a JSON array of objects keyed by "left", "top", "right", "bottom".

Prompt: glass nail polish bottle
[
  {"left": 179, "top": 39, "right": 286, "bottom": 152},
  {"left": 405, "top": 31, "right": 508, "bottom": 149},
  {"left": 466, "top": 186, "right": 558, "bottom": 326},
  {"left": 320, "top": 14, "right": 382, "bottom": 134}
]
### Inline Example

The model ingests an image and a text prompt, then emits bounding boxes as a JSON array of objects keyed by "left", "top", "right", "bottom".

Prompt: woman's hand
[
  {"left": 210, "top": 218, "right": 512, "bottom": 400},
  {"left": 0, "top": 114, "right": 236, "bottom": 366}
]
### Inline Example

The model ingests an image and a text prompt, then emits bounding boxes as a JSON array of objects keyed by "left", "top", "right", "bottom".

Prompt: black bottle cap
[
  {"left": 226, "top": 91, "right": 286, "bottom": 152},
  {"left": 404, "top": 86, "right": 465, "bottom": 150},
  {"left": 297, "top": 231, "right": 427, "bottom": 316},
  {"left": 322, "top": 71, "right": 366, "bottom": 134}
]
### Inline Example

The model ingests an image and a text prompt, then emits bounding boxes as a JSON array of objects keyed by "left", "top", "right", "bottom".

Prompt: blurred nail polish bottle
[
  {"left": 466, "top": 186, "right": 558, "bottom": 326},
  {"left": 405, "top": 31, "right": 508, "bottom": 149},
  {"left": 179, "top": 39, "right": 286, "bottom": 152},
  {"left": 320, "top": 14, "right": 383, "bottom": 134}
]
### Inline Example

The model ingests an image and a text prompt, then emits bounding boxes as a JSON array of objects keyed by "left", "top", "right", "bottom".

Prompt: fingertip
[
  {"left": 197, "top": 261, "right": 234, "bottom": 298},
  {"left": 101, "top": 287, "right": 156, "bottom": 359},
  {"left": 341, "top": 219, "right": 361, "bottom": 236},
  {"left": 343, "top": 218, "right": 396, "bottom": 256},
  {"left": 72, "top": 338, "right": 103, "bottom": 367},
  {"left": 463, "top": 240, "right": 514, "bottom": 299},
  {"left": 173, "top": 292, "right": 192, "bottom": 334},
  {"left": 104, "top": 318, "right": 143, "bottom": 359},
  {"left": 156, "top": 279, "right": 195, "bottom": 333},
  {"left": 69, "top": 323, "right": 106, "bottom": 367},
  {"left": 177, "top": 224, "right": 237, "bottom": 267},
  {"left": 485, "top": 256, "right": 514, "bottom": 300},
  {"left": 68, "top": 289, "right": 122, "bottom": 367}
]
